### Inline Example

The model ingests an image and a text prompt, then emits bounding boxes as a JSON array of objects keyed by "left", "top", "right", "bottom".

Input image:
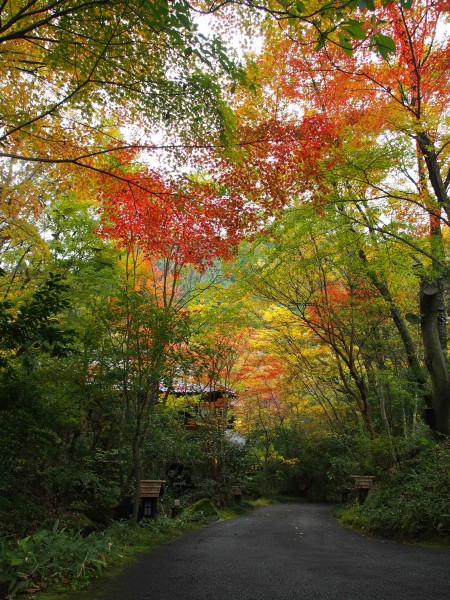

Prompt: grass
[
  {"left": 28, "top": 499, "right": 271, "bottom": 600},
  {"left": 26, "top": 517, "right": 208, "bottom": 600},
  {"left": 334, "top": 503, "right": 450, "bottom": 547}
]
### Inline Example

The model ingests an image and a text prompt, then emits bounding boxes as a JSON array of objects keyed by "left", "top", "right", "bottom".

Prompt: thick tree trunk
[
  {"left": 415, "top": 132, "right": 450, "bottom": 222},
  {"left": 420, "top": 280, "right": 450, "bottom": 436}
]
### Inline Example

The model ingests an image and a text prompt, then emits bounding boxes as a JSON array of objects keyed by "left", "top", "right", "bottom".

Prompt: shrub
[
  {"left": 184, "top": 498, "right": 218, "bottom": 519},
  {"left": 338, "top": 440, "right": 450, "bottom": 539},
  {"left": 0, "top": 509, "right": 217, "bottom": 598},
  {"left": 0, "top": 522, "right": 110, "bottom": 598}
]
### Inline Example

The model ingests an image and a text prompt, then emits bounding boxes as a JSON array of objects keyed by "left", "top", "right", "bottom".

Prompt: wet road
[{"left": 94, "top": 503, "right": 450, "bottom": 600}]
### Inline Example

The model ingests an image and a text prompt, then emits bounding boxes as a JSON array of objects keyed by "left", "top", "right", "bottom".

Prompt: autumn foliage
[
  {"left": 97, "top": 161, "right": 261, "bottom": 271},
  {"left": 2, "top": 3, "right": 450, "bottom": 573}
]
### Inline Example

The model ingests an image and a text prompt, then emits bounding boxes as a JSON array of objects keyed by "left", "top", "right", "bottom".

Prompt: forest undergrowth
[{"left": 336, "top": 440, "right": 450, "bottom": 543}]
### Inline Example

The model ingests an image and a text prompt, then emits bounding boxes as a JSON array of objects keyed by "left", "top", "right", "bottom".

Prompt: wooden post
[
  {"left": 171, "top": 499, "right": 183, "bottom": 518},
  {"left": 340, "top": 488, "right": 350, "bottom": 503},
  {"left": 231, "top": 486, "right": 242, "bottom": 503},
  {"left": 150, "top": 497, "right": 158, "bottom": 519}
]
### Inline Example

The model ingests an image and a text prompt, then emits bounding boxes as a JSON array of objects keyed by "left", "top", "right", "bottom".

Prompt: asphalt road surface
[{"left": 94, "top": 503, "right": 450, "bottom": 600}]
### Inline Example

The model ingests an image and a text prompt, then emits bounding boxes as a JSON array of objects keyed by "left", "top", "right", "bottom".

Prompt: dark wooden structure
[
  {"left": 231, "top": 486, "right": 242, "bottom": 503},
  {"left": 140, "top": 479, "right": 166, "bottom": 519}
]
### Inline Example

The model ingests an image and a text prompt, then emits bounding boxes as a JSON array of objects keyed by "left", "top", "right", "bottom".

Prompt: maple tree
[
  {"left": 0, "top": 0, "right": 244, "bottom": 472},
  {"left": 161, "top": 286, "right": 256, "bottom": 493},
  {"left": 93, "top": 156, "right": 262, "bottom": 520},
  {"left": 200, "top": 0, "right": 450, "bottom": 435},
  {"left": 236, "top": 209, "right": 390, "bottom": 436},
  {"left": 234, "top": 338, "right": 294, "bottom": 493},
  {"left": 225, "top": 297, "right": 366, "bottom": 496},
  {"left": 98, "top": 166, "right": 246, "bottom": 274},
  {"left": 223, "top": 201, "right": 434, "bottom": 491},
  {"left": 0, "top": 0, "right": 242, "bottom": 317},
  {"left": 176, "top": 337, "right": 239, "bottom": 486}
]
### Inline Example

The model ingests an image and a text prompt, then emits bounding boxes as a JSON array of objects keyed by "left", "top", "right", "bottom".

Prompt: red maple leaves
[{"left": 98, "top": 164, "right": 249, "bottom": 270}]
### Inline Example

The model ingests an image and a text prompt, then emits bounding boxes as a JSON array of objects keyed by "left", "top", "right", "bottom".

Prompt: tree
[
  {"left": 0, "top": 0, "right": 243, "bottom": 286},
  {"left": 0, "top": 0, "right": 241, "bottom": 164},
  {"left": 95, "top": 160, "right": 254, "bottom": 521},
  {"left": 199, "top": 0, "right": 450, "bottom": 435},
  {"left": 0, "top": 271, "right": 75, "bottom": 365},
  {"left": 0, "top": 190, "right": 120, "bottom": 534},
  {"left": 234, "top": 207, "right": 396, "bottom": 437}
]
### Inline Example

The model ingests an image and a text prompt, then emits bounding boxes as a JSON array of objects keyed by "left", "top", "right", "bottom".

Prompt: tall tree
[{"left": 97, "top": 161, "right": 253, "bottom": 521}]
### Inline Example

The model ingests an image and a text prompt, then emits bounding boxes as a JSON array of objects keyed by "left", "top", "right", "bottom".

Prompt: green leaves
[
  {"left": 350, "top": 442, "right": 450, "bottom": 537},
  {"left": 318, "top": 16, "right": 397, "bottom": 58},
  {"left": 341, "top": 20, "right": 367, "bottom": 40},
  {"left": 338, "top": 32, "right": 355, "bottom": 55},
  {"left": 370, "top": 32, "right": 396, "bottom": 58},
  {"left": 0, "top": 273, "right": 76, "bottom": 363},
  {"left": 339, "top": 14, "right": 396, "bottom": 58},
  {"left": 357, "top": 0, "right": 376, "bottom": 10},
  {"left": 357, "top": 0, "right": 411, "bottom": 9},
  {"left": 0, "top": 525, "right": 110, "bottom": 598}
]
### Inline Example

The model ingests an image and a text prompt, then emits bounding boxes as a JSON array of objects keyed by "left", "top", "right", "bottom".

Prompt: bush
[
  {"left": 184, "top": 498, "right": 218, "bottom": 519},
  {"left": 0, "top": 508, "right": 216, "bottom": 598},
  {"left": 338, "top": 440, "right": 450, "bottom": 539},
  {"left": 335, "top": 504, "right": 367, "bottom": 530}
]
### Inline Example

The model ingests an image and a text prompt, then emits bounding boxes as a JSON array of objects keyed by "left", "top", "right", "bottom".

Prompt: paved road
[{"left": 94, "top": 503, "right": 450, "bottom": 600}]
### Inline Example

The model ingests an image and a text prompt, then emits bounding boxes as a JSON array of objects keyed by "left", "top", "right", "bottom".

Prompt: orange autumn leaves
[{"left": 214, "top": 0, "right": 450, "bottom": 226}]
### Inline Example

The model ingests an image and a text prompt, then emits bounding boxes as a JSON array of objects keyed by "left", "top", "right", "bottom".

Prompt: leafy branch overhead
[
  {"left": 0, "top": 0, "right": 244, "bottom": 170},
  {"left": 196, "top": 0, "right": 408, "bottom": 57},
  {"left": 0, "top": 0, "right": 409, "bottom": 178}
]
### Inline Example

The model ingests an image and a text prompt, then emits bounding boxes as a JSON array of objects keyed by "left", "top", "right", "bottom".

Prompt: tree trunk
[
  {"left": 420, "top": 280, "right": 450, "bottom": 436},
  {"left": 359, "top": 248, "right": 428, "bottom": 396},
  {"left": 377, "top": 376, "right": 397, "bottom": 464},
  {"left": 130, "top": 437, "right": 142, "bottom": 525}
]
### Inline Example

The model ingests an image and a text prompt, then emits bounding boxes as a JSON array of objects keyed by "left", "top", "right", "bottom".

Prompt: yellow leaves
[
  {"left": 0, "top": 162, "right": 52, "bottom": 276},
  {"left": 162, "top": 394, "right": 189, "bottom": 412},
  {"left": 268, "top": 447, "right": 300, "bottom": 466},
  {"left": 260, "top": 304, "right": 303, "bottom": 334}
]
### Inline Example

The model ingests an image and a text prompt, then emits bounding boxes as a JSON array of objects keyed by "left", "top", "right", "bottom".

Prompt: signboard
[{"left": 351, "top": 476, "right": 375, "bottom": 489}]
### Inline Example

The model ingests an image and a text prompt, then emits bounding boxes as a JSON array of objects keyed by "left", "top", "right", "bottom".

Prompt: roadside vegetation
[
  {"left": 336, "top": 440, "right": 450, "bottom": 542},
  {"left": 1, "top": 500, "right": 271, "bottom": 600}
]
